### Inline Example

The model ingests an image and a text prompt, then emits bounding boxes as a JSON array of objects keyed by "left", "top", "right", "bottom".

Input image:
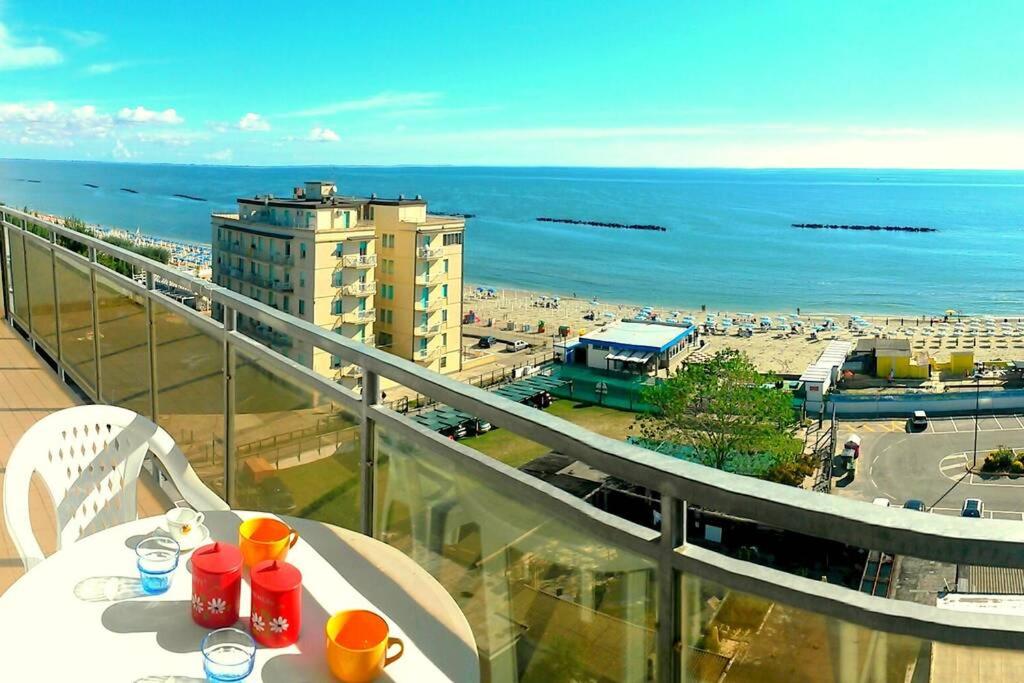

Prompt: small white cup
[{"left": 165, "top": 507, "right": 205, "bottom": 542}]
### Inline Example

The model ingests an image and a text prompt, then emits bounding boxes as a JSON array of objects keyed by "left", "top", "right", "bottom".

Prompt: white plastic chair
[{"left": 3, "top": 405, "right": 229, "bottom": 571}]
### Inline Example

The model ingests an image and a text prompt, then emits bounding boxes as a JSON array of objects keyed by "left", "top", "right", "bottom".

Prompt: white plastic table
[{"left": 0, "top": 510, "right": 479, "bottom": 682}]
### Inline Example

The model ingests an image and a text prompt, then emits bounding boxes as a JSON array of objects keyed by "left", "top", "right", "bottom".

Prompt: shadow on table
[
  {"left": 74, "top": 576, "right": 147, "bottom": 602},
  {"left": 132, "top": 677, "right": 206, "bottom": 683},
  {"left": 125, "top": 526, "right": 176, "bottom": 550},
  {"left": 102, "top": 600, "right": 213, "bottom": 654},
  {"left": 261, "top": 654, "right": 397, "bottom": 682}
]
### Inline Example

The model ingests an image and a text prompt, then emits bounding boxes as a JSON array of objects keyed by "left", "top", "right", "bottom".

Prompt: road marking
[
  {"left": 950, "top": 418, "right": 959, "bottom": 433},
  {"left": 940, "top": 462, "right": 967, "bottom": 473},
  {"left": 1015, "top": 415, "right": 1024, "bottom": 429},
  {"left": 994, "top": 416, "right": 1005, "bottom": 430}
]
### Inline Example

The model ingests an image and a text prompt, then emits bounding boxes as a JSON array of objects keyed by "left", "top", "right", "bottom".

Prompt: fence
[{"left": 823, "top": 388, "right": 1024, "bottom": 419}]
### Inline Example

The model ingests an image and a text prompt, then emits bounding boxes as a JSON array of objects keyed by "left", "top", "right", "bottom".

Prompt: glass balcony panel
[
  {"left": 7, "top": 229, "right": 30, "bottom": 324},
  {"left": 231, "top": 346, "right": 361, "bottom": 530},
  {"left": 96, "top": 272, "right": 151, "bottom": 415},
  {"left": 374, "top": 425, "right": 658, "bottom": 682},
  {"left": 25, "top": 240, "right": 58, "bottom": 352},
  {"left": 152, "top": 299, "right": 226, "bottom": 498},
  {"left": 54, "top": 253, "right": 96, "bottom": 393},
  {"left": 679, "top": 573, "right": 928, "bottom": 683}
]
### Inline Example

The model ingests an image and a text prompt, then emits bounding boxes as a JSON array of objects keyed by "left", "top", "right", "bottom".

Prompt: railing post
[
  {"left": 89, "top": 247, "right": 102, "bottom": 398},
  {"left": 20, "top": 226, "right": 33, "bottom": 343},
  {"left": 49, "top": 233, "right": 65, "bottom": 381},
  {"left": 0, "top": 219, "right": 10, "bottom": 323},
  {"left": 146, "top": 272, "right": 159, "bottom": 421},
  {"left": 360, "top": 370, "right": 380, "bottom": 537},
  {"left": 223, "top": 304, "right": 236, "bottom": 506},
  {"left": 657, "top": 495, "right": 683, "bottom": 683}
]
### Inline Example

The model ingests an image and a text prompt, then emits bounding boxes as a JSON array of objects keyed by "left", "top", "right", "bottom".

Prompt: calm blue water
[{"left": 3, "top": 158, "right": 1023, "bottom": 314}]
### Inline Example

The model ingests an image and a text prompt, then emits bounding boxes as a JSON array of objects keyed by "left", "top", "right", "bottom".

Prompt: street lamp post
[{"left": 973, "top": 370, "right": 983, "bottom": 469}]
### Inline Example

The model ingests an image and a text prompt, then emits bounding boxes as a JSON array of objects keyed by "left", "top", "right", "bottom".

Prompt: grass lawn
[{"left": 459, "top": 400, "right": 638, "bottom": 468}]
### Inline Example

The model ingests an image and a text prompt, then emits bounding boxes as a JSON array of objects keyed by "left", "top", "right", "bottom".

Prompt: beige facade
[{"left": 211, "top": 180, "right": 463, "bottom": 389}]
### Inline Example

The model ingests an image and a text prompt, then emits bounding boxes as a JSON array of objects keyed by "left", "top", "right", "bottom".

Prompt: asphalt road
[{"left": 833, "top": 415, "right": 1024, "bottom": 519}]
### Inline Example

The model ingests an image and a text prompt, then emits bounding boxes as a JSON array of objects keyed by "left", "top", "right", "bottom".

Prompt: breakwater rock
[
  {"left": 792, "top": 223, "right": 937, "bottom": 233},
  {"left": 537, "top": 217, "right": 667, "bottom": 232},
  {"left": 173, "top": 193, "right": 207, "bottom": 202}
]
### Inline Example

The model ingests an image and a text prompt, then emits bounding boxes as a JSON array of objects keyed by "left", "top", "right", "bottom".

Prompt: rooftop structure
[{"left": 578, "top": 320, "right": 697, "bottom": 374}]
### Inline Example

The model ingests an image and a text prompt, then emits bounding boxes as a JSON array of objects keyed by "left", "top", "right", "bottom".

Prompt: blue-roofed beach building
[{"left": 578, "top": 320, "right": 697, "bottom": 375}]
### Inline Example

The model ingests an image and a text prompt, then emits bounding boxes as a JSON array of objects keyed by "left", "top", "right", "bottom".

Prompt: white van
[{"left": 509, "top": 340, "right": 529, "bottom": 352}]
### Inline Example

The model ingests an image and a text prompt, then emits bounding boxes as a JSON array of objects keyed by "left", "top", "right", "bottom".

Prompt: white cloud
[
  {"left": 61, "top": 29, "right": 104, "bottom": 47},
  {"left": 117, "top": 106, "right": 184, "bottom": 125},
  {"left": 0, "top": 23, "right": 61, "bottom": 70},
  {"left": 84, "top": 62, "right": 128, "bottom": 76},
  {"left": 308, "top": 126, "right": 340, "bottom": 142},
  {"left": 204, "top": 148, "right": 233, "bottom": 162},
  {"left": 112, "top": 139, "right": 133, "bottom": 159},
  {"left": 285, "top": 92, "right": 440, "bottom": 118},
  {"left": 238, "top": 112, "right": 270, "bottom": 131}
]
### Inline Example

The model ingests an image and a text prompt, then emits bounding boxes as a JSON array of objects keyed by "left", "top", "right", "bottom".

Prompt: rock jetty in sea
[
  {"left": 173, "top": 193, "right": 207, "bottom": 202},
  {"left": 83, "top": 183, "right": 99, "bottom": 188},
  {"left": 792, "top": 222, "right": 937, "bottom": 233},
  {"left": 436, "top": 209, "right": 475, "bottom": 218},
  {"left": 120, "top": 188, "right": 139, "bottom": 194},
  {"left": 536, "top": 217, "right": 667, "bottom": 232}
]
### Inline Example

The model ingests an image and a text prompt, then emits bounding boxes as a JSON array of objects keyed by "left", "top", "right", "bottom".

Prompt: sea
[{"left": 2, "top": 158, "right": 1023, "bottom": 315}]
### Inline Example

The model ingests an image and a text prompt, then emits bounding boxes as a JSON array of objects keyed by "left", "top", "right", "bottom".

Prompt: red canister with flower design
[
  {"left": 191, "top": 542, "right": 243, "bottom": 629},
  {"left": 249, "top": 559, "right": 302, "bottom": 647}
]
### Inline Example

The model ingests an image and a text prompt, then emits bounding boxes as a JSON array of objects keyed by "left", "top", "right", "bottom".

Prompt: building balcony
[
  {"left": 229, "top": 267, "right": 243, "bottom": 279},
  {"left": 335, "top": 365, "right": 364, "bottom": 380},
  {"left": 340, "top": 309, "right": 375, "bottom": 324},
  {"left": 220, "top": 242, "right": 294, "bottom": 268},
  {"left": 413, "top": 346, "right": 442, "bottom": 361},
  {"left": 413, "top": 322, "right": 443, "bottom": 336},
  {"left": 243, "top": 322, "right": 293, "bottom": 349},
  {"left": 12, "top": 204, "right": 1024, "bottom": 683},
  {"left": 340, "top": 281, "right": 375, "bottom": 296},
  {"left": 414, "top": 271, "right": 446, "bottom": 286},
  {"left": 414, "top": 297, "right": 447, "bottom": 313},
  {"left": 416, "top": 246, "right": 444, "bottom": 260},
  {"left": 341, "top": 254, "right": 377, "bottom": 269},
  {"left": 271, "top": 280, "right": 294, "bottom": 293}
]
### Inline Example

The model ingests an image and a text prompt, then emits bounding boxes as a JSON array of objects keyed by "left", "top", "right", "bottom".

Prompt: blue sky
[{"left": 1, "top": 1, "right": 1023, "bottom": 167}]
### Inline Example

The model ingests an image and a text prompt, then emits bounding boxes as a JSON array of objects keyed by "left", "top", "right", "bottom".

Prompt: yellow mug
[
  {"left": 325, "top": 609, "right": 404, "bottom": 682},
  {"left": 238, "top": 517, "right": 299, "bottom": 567}
]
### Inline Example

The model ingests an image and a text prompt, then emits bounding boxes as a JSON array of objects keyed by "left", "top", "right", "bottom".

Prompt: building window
[
  {"left": 332, "top": 271, "right": 343, "bottom": 287},
  {"left": 443, "top": 258, "right": 449, "bottom": 273},
  {"left": 285, "top": 242, "right": 291, "bottom": 256},
  {"left": 442, "top": 232, "right": 463, "bottom": 246},
  {"left": 441, "top": 284, "right": 448, "bottom": 299},
  {"left": 378, "top": 331, "right": 392, "bottom": 347},
  {"left": 442, "top": 333, "right": 448, "bottom": 346},
  {"left": 332, "top": 300, "right": 342, "bottom": 315},
  {"left": 442, "top": 309, "right": 448, "bottom": 322},
  {"left": 283, "top": 296, "right": 290, "bottom": 312},
  {"left": 331, "top": 355, "right": 342, "bottom": 369},
  {"left": 386, "top": 309, "right": 393, "bottom": 324},
  {"left": 440, "top": 356, "right": 447, "bottom": 369},
  {"left": 344, "top": 212, "right": 350, "bottom": 229},
  {"left": 300, "top": 243, "right": 307, "bottom": 259},
  {"left": 298, "top": 300, "right": 305, "bottom": 316},
  {"left": 299, "top": 272, "right": 305, "bottom": 288}
]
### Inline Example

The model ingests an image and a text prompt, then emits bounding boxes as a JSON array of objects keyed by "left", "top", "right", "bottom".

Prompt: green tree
[{"left": 635, "top": 349, "right": 797, "bottom": 470}]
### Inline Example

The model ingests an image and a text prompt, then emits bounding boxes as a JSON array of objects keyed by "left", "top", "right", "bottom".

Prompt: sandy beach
[{"left": 464, "top": 284, "right": 1024, "bottom": 376}]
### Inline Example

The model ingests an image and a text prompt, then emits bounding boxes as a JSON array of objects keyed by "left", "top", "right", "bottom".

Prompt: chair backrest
[{"left": 3, "top": 405, "right": 227, "bottom": 571}]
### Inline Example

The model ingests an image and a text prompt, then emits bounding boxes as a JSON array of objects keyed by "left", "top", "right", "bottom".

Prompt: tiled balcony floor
[{"left": 0, "top": 314, "right": 169, "bottom": 595}]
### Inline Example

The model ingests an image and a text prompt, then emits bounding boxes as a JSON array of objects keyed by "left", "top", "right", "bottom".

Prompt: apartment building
[{"left": 211, "top": 180, "right": 463, "bottom": 388}]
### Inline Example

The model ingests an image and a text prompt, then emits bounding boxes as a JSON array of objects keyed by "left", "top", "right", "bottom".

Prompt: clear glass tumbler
[
  {"left": 135, "top": 536, "right": 180, "bottom": 595},
  {"left": 202, "top": 628, "right": 256, "bottom": 682}
]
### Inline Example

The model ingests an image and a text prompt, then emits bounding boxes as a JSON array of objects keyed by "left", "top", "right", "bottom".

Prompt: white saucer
[{"left": 164, "top": 523, "right": 210, "bottom": 552}]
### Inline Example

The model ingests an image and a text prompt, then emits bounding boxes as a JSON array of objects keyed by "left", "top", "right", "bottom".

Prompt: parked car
[
  {"left": 478, "top": 335, "right": 496, "bottom": 349},
  {"left": 903, "top": 499, "right": 927, "bottom": 512},
  {"left": 872, "top": 497, "right": 891, "bottom": 507},
  {"left": 961, "top": 498, "right": 984, "bottom": 518},
  {"left": 910, "top": 410, "right": 928, "bottom": 431},
  {"left": 508, "top": 339, "right": 529, "bottom": 352}
]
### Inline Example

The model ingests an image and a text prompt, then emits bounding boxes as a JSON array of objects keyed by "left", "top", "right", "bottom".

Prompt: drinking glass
[
  {"left": 135, "top": 536, "right": 180, "bottom": 595},
  {"left": 202, "top": 628, "right": 257, "bottom": 682}
]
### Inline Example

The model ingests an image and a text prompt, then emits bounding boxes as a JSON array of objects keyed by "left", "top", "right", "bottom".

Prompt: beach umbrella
[{"left": 946, "top": 309, "right": 959, "bottom": 316}]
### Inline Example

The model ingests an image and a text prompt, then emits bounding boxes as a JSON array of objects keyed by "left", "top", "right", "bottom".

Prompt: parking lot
[{"left": 834, "top": 414, "right": 1024, "bottom": 518}]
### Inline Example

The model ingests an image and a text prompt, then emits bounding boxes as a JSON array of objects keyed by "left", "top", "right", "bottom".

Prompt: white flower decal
[
  {"left": 192, "top": 595, "right": 204, "bottom": 613},
  {"left": 251, "top": 613, "right": 265, "bottom": 632},
  {"left": 208, "top": 598, "right": 227, "bottom": 614},
  {"left": 270, "top": 616, "right": 289, "bottom": 634}
]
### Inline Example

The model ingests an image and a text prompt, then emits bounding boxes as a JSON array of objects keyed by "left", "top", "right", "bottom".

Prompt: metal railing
[
  {"left": 341, "top": 254, "right": 377, "bottom": 269},
  {"left": 414, "top": 270, "right": 445, "bottom": 285},
  {"left": 413, "top": 321, "right": 442, "bottom": 336},
  {"left": 416, "top": 246, "right": 444, "bottom": 260},
  {"left": 413, "top": 346, "right": 442, "bottom": 361},
  {"left": 340, "top": 309, "right": 375, "bottom": 324},
  {"left": 6, "top": 205, "right": 1024, "bottom": 683},
  {"left": 414, "top": 297, "right": 446, "bottom": 313},
  {"left": 340, "top": 280, "right": 375, "bottom": 296}
]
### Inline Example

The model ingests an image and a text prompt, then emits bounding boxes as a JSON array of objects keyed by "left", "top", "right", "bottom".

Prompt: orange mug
[
  {"left": 238, "top": 517, "right": 298, "bottom": 567},
  {"left": 325, "top": 610, "right": 404, "bottom": 682}
]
